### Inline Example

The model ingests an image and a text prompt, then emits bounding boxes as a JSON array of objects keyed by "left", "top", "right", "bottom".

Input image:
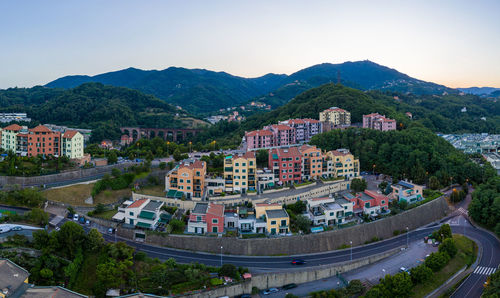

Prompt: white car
[
  {"left": 263, "top": 288, "right": 279, "bottom": 295},
  {"left": 73, "top": 214, "right": 79, "bottom": 221}
]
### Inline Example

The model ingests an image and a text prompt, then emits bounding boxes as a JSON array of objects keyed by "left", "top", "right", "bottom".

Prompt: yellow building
[
  {"left": 319, "top": 107, "right": 351, "bottom": 125},
  {"left": 299, "top": 144, "right": 323, "bottom": 180},
  {"left": 223, "top": 152, "right": 256, "bottom": 193},
  {"left": 166, "top": 159, "right": 206, "bottom": 200},
  {"left": 1, "top": 124, "right": 22, "bottom": 152},
  {"left": 62, "top": 130, "right": 84, "bottom": 159},
  {"left": 255, "top": 203, "right": 289, "bottom": 235},
  {"left": 325, "top": 149, "right": 360, "bottom": 178}
]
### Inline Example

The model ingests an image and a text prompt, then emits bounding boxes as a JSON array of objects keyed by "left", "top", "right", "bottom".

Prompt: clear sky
[{"left": 1, "top": 0, "right": 499, "bottom": 89}]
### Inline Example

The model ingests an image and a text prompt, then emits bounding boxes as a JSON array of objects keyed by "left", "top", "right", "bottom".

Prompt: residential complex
[
  {"left": 362, "top": 113, "right": 396, "bottom": 131},
  {"left": 0, "top": 124, "right": 85, "bottom": 159},
  {"left": 439, "top": 133, "right": 500, "bottom": 154},
  {"left": 0, "top": 112, "right": 30, "bottom": 123},
  {"left": 278, "top": 118, "right": 322, "bottom": 143},
  {"left": 223, "top": 152, "right": 257, "bottom": 193},
  {"left": 244, "top": 118, "right": 323, "bottom": 150},
  {"left": 255, "top": 203, "right": 289, "bottom": 235},
  {"left": 324, "top": 149, "right": 360, "bottom": 178},
  {"left": 390, "top": 181, "right": 424, "bottom": 204},
  {"left": 268, "top": 147, "right": 303, "bottom": 185},
  {"left": 319, "top": 107, "right": 351, "bottom": 126},
  {"left": 165, "top": 159, "right": 207, "bottom": 200},
  {"left": 188, "top": 202, "right": 225, "bottom": 234},
  {"left": 306, "top": 196, "right": 354, "bottom": 226},
  {"left": 342, "top": 190, "right": 390, "bottom": 216},
  {"left": 299, "top": 144, "right": 323, "bottom": 180},
  {"left": 121, "top": 198, "right": 166, "bottom": 230}
]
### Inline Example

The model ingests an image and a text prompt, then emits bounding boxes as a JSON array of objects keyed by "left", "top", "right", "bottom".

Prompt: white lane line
[
  {"left": 474, "top": 266, "right": 482, "bottom": 274},
  {"left": 473, "top": 266, "right": 479, "bottom": 273},
  {"left": 486, "top": 268, "right": 494, "bottom": 275},
  {"left": 478, "top": 267, "right": 487, "bottom": 275}
]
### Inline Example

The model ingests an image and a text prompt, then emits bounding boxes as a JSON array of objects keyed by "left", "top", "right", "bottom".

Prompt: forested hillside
[{"left": 0, "top": 83, "right": 191, "bottom": 142}]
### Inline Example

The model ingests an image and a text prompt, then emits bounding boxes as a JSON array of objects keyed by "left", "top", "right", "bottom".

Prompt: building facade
[
  {"left": 390, "top": 181, "right": 424, "bottom": 203},
  {"left": 1, "top": 124, "right": 23, "bottom": 152},
  {"left": 62, "top": 130, "right": 84, "bottom": 159},
  {"left": 223, "top": 152, "right": 257, "bottom": 193},
  {"left": 188, "top": 202, "right": 225, "bottom": 234},
  {"left": 255, "top": 203, "right": 289, "bottom": 235},
  {"left": 268, "top": 147, "right": 302, "bottom": 185},
  {"left": 165, "top": 159, "right": 207, "bottom": 200},
  {"left": 362, "top": 113, "right": 396, "bottom": 131},
  {"left": 278, "top": 118, "right": 322, "bottom": 143},
  {"left": 324, "top": 149, "right": 360, "bottom": 178},
  {"left": 319, "top": 107, "right": 351, "bottom": 126},
  {"left": 27, "top": 125, "right": 61, "bottom": 157},
  {"left": 265, "top": 124, "right": 296, "bottom": 147},
  {"left": 245, "top": 129, "right": 273, "bottom": 150},
  {"left": 299, "top": 144, "right": 323, "bottom": 180}
]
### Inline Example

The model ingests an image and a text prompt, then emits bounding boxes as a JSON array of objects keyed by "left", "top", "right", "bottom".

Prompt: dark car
[
  {"left": 282, "top": 283, "right": 298, "bottom": 290},
  {"left": 291, "top": 259, "right": 306, "bottom": 265},
  {"left": 235, "top": 295, "right": 251, "bottom": 298}
]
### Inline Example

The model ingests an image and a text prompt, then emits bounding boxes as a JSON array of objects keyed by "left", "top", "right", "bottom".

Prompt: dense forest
[
  {"left": 0, "top": 83, "right": 192, "bottom": 142},
  {"left": 309, "top": 124, "right": 496, "bottom": 186}
]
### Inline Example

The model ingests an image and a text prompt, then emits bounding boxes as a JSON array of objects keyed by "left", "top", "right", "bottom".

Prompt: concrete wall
[
  {"left": 0, "top": 163, "right": 134, "bottom": 188},
  {"left": 136, "top": 196, "right": 450, "bottom": 255},
  {"left": 182, "top": 247, "right": 402, "bottom": 298}
]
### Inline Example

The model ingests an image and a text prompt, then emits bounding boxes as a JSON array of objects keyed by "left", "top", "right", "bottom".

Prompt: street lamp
[
  {"left": 350, "top": 241, "right": 353, "bottom": 261},
  {"left": 220, "top": 246, "right": 223, "bottom": 267},
  {"left": 189, "top": 141, "right": 192, "bottom": 154},
  {"left": 406, "top": 227, "right": 409, "bottom": 248}
]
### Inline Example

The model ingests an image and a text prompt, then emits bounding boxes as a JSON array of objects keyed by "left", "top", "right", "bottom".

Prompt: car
[
  {"left": 399, "top": 267, "right": 410, "bottom": 274},
  {"left": 282, "top": 283, "right": 298, "bottom": 290},
  {"left": 108, "top": 228, "right": 114, "bottom": 234},
  {"left": 235, "top": 295, "right": 251, "bottom": 298},
  {"left": 85, "top": 220, "right": 90, "bottom": 225},
  {"left": 291, "top": 259, "right": 306, "bottom": 265},
  {"left": 55, "top": 226, "right": 60, "bottom": 231},
  {"left": 11, "top": 226, "right": 23, "bottom": 231},
  {"left": 263, "top": 288, "right": 279, "bottom": 295},
  {"left": 73, "top": 214, "right": 79, "bottom": 221},
  {"left": 0, "top": 227, "right": 11, "bottom": 233}
]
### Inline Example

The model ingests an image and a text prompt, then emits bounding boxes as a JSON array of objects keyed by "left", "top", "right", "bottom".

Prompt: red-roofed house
[
  {"left": 363, "top": 113, "right": 396, "bottom": 131},
  {"left": 62, "top": 130, "right": 84, "bottom": 159},
  {"left": 166, "top": 159, "right": 207, "bottom": 200},
  {"left": 1, "top": 124, "right": 23, "bottom": 152},
  {"left": 265, "top": 124, "right": 296, "bottom": 147},
  {"left": 343, "top": 190, "right": 389, "bottom": 216},
  {"left": 319, "top": 107, "right": 351, "bottom": 125},
  {"left": 188, "top": 202, "right": 225, "bottom": 234}
]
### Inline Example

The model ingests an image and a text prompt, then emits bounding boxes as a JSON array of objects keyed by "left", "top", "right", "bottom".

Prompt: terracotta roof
[
  {"left": 246, "top": 129, "right": 273, "bottom": 137},
  {"left": 231, "top": 151, "right": 256, "bottom": 160},
  {"left": 255, "top": 203, "right": 281, "bottom": 207},
  {"left": 3, "top": 124, "right": 22, "bottom": 131},
  {"left": 269, "top": 124, "right": 294, "bottom": 130},
  {"left": 127, "top": 199, "right": 148, "bottom": 209},
  {"left": 63, "top": 130, "right": 79, "bottom": 139},
  {"left": 270, "top": 146, "right": 301, "bottom": 158},
  {"left": 179, "top": 160, "right": 205, "bottom": 170},
  {"left": 363, "top": 190, "right": 387, "bottom": 201},
  {"left": 29, "top": 125, "right": 52, "bottom": 133},
  {"left": 207, "top": 203, "right": 224, "bottom": 217},
  {"left": 302, "top": 118, "right": 320, "bottom": 123},
  {"left": 16, "top": 133, "right": 28, "bottom": 137},
  {"left": 323, "top": 107, "right": 347, "bottom": 113}
]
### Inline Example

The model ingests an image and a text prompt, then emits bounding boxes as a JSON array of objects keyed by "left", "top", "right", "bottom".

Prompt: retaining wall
[
  {"left": 182, "top": 246, "right": 402, "bottom": 298},
  {"left": 130, "top": 196, "right": 450, "bottom": 255}
]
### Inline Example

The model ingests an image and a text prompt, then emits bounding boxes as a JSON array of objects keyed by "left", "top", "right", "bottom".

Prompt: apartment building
[
  {"left": 363, "top": 113, "right": 396, "bottom": 131},
  {"left": 307, "top": 196, "right": 354, "bottom": 226},
  {"left": 324, "top": 149, "right": 360, "bottom": 178},
  {"left": 188, "top": 202, "right": 225, "bottom": 234},
  {"left": 223, "top": 152, "right": 257, "bottom": 193},
  {"left": 245, "top": 129, "right": 273, "bottom": 150},
  {"left": 123, "top": 198, "right": 165, "bottom": 229},
  {"left": 268, "top": 147, "right": 302, "bottom": 185},
  {"left": 299, "top": 144, "right": 323, "bottom": 180},
  {"left": 255, "top": 203, "right": 289, "bottom": 235},
  {"left": 224, "top": 206, "right": 267, "bottom": 234},
  {"left": 278, "top": 118, "right": 322, "bottom": 143},
  {"left": 319, "top": 107, "right": 351, "bottom": 126},
  {"left": 62, "top": 131, "right": 84, "bottom": 159},
  {"left": 27, "top": 125, "right": 61, "bottom": 157},
  {"left": 165, "top": 159, "right": 206, "bottom": 200},
  {"left": 264, "top": 124, "right": 296, "bottom": 147},
  {"left": 390, "top": 181, "right": 424, "bottom": 203},
  {"left": 1, "top": 124, "right": 23, "bottom": 152}
]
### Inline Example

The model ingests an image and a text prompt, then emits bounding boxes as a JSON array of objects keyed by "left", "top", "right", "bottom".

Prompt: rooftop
[
  {"left": 245, "top": 129, "right": 273, "bottom": 137},
  {"left": 62, "top": 130, "right": 79, "bottom": 139},
  {"left": 3, "top": 124, "right": 22, "bottom": 131},
  {"left": 207, "top": 203, "right": 224, "bottom": 217},
  {"left": 127, "top": 199, "right": 148, "bottom": 209},
  {"left": 322, "top": 202, "right": 343, "bottom": 211},
  {"left": 21, "top": 286, "right": 88, "bottom": 298},
  {"left": 266, "top": 209, "right": 288, "bottom": 219},
  {"left": 192, "top": 202, "right": 209, "bottom": 214},
  {"left": 29, "top": 125, "right": 52, "bottom": 133},
  {"left": 396, "top": 181, "right": 415, "bottom": 190},
  {"left": 0, "top": 259, "right": 30, "bottom": 297},
  {"left": 142, "top": 200, "right": 163, "bottom": 212}
]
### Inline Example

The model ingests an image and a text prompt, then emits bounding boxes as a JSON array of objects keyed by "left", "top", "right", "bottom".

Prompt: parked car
[
  {"left": 11, "top": 226, "right": 22, "bottom": 231},
  {"left": 235, "top": 294, "right": 251, "bottom": 298},
  {"left": 291, "top": 259, "right": 306, "bottom": 265},
  {"left": 108, "top": 228, "right": 114, "bottom": 234},
  {"left": 282, "top": 283, "right": 298, "bottom": 290},
  {"left": 73, "top": 214, "right": 79, "bottom": 221},
  {"left": 263, "top": 288, "right": 279, "bottom": 295},
  {"left": 85, "top": 220, "right": 90, "bottom": 225},
  {"left": 399, "top": 267, "right": 410, "bottom": 274}
]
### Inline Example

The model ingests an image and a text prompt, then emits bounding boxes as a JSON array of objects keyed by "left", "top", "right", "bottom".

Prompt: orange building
[
  {"left": 299, "top": 144, "right": 323, "bottom": 180},
  {"left": 27, "top": 125, "right": 61, "bottom": 157},
  {"left": 166, "top": 159, "right": 207, "bottom": 200}
]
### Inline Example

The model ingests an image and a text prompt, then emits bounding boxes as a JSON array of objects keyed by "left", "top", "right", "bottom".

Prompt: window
[
  {"left": 197, "top": 216, "right": 202, "bottom": 222},
  {"left": 212, "top": 227, "right": 218, "bottom": 233},
  {"left": 129, "top": 212, "right": 134, "bottom": 216},
  {"left": 281, "top": 220, "right": 287, "bottom": 226},
  {"left": 330, "top": 212, "right": 334, "bottom": 216},
  {"left": 289, "top": 163, "right": 292, "bottom": 167},
  {"left": 242, "top": 169, "right": 246, "bottom": 173},
  {"left": 187, "top": 180, "right": 191, "bottom": 183},
  {"left": 212, "top": 218, "right": 218, "bottom": 224},
  {"left": 187, "top": 186, "right": 191, "bottom": 190},
  {"left": 282, "top": 175, "right": 286, "bottom": 179},
  {"left": 235, "top": 182, "right": 239, "bottom": 185},
  {"left": 271, "top": 220, "right": 276, "bottom": 225},
  {"left": 242, "top": 182, "right": 246, "bottom": 185},
  {"left": 365, "top": 202, "right": 370, "bottom": 208},
  {"left": 381, "top": 200, "right": 385, "bottom": 204},
  {"left": 196, "top": 171, "right": 200, "bottom": 176},
  {"left": 235, "top": 163, "right": 239, "bottom": 166},
  {"left": 282, "top": 163, "right": 287, "bottom": 167},
  {"left": 180, "top": 179, "right": 184, "bottom": 183},
  {"left": 249, "top": 161, "right": 254, "bottom": 166},
  {"left": 242, "top": 163, "right": 246, "bottom": 166}
]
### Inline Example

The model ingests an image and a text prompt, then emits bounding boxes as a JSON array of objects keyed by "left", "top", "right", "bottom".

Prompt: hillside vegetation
[{"left": 0, "top": 83, "right": 191, "bottom": 142}]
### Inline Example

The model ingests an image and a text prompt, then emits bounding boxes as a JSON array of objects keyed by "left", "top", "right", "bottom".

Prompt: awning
[
  {"left": 136, "top": 222, "right": 151, "bottom": 228},
  {"left": 112, "top": 212, "right": 125, "bottom": 221},
  {"left": 166, "top": 189, "right": 183, "bottom": 198},
  {"left": 138, "top": 211, "right": 155, "bottom": 220}
]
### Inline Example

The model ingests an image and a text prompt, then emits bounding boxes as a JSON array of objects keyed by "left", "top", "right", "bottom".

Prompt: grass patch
[
  {"left": 92, "top": 209, "right": 118, "bottom": 220},
  {"left": 44, "top": 183, "right": 131, "bottom": 206},
  {"left": 136, "top": 184, "right": 166, "bottom": 197},
  {"left": 411, "top": 234, "right": 477, "bottom": 298}
]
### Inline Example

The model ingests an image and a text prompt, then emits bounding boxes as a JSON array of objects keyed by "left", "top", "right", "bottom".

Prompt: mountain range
[
  {"left": 457, "top": 87, "right": 500, "bottom": 96},
  {"left": 45, "top": 60, "right": 458, "bottom": 114}
]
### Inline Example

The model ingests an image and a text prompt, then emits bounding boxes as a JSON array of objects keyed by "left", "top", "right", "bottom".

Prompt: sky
[{"left": 1, "top": 0, "right": 499, "bottom": 89}]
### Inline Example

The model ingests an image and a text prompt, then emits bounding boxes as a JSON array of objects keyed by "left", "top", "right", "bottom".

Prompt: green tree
[
  {"left": 173, "top": 148, "right": 183, "bottom": 161},
  {"left": 256, "top": 149, "right": 269, "bottom": 168},
  {"left": 57, "top": 221, "right": 86, "bottom": 259},
  {"left": 351, "top": 178, "right": 367, "bottom": 192},
  {"left": 111, "top": 168, "right": 121, "bottom": 177},
  {"left": 87, "top": 228, "right": 104, "bottom": 252},
  {"left": 484, "top": 269, "right": 500, "bottom": 297},
  {"left": 107, "top": 151, "right": 118, "bottom": 164},
  {"left": 410, "top": 264, "right": 433, "bottom": 284},
  {"left": 295, "top": 215, "right": 311, "bottom": 233},
  {"left": 346, "top": 279, "right": 365, "bottom": 296},
  {"left": 425, "top": 251, "right": 450, "bottom": 272},
  {"left": 159, "top": 161, "right": 167, "bottom": 170},
  {"left": 439, "top": 238, "right": 458, "bottom": 258},
  {"left": 169, "top": 219, "right": 185, "bottom": 233},
  {"left": 27, "top": 208, "right": 49, "bottom": 226},
  {"left": 219, "top": 263, "right": 238, "bottom": 278},
  {"left": 429, "top": 176, "right": 440, "bottom": 190},
  {"left": 39, "top": 268, "right": 53, "bottom": 279}
]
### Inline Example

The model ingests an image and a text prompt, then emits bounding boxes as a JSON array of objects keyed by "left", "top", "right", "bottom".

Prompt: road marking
[
  {"left": 457, "top": 207, "right": 468, "bottom": 215},
  {"left": 473, "top": 266, "right": 497, "bottom": 276}
]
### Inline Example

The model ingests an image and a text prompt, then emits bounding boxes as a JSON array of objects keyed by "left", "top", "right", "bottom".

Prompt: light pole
[
  {"left": 406, "top": 227, "right": 409, "bottom": 248},
  {"left": 220, "top": 246, "right": 223, "bottom": 267},
  {"left": 350, "top": 241, "right": 353, "bottom": 261}
]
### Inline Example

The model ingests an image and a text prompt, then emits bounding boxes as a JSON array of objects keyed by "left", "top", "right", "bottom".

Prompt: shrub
[
  {"left": 425, "top": 251, "right": 450, "bottom": 272},
  {"left": 439, "top": 238, "right": 458, "bottom": 258},
  {"left": 210, "top": 278, "right": 223, "bottom": 286},
  {"left": 410, "top": 264, "right": 433, "bottom": 284}
]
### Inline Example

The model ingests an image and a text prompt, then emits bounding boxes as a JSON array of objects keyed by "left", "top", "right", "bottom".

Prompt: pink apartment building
[
  {"left": 245, "top": 129, "right": 273, "bottom": 150},
  {"left": 265, "top": 124, "right": 296, "bottom": 147},
  {"left": 363, "top": 113, "right": 396, "bottom": 131},
  {"left": 278, "top": 118, "right": 322, "bottom": 143}
]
